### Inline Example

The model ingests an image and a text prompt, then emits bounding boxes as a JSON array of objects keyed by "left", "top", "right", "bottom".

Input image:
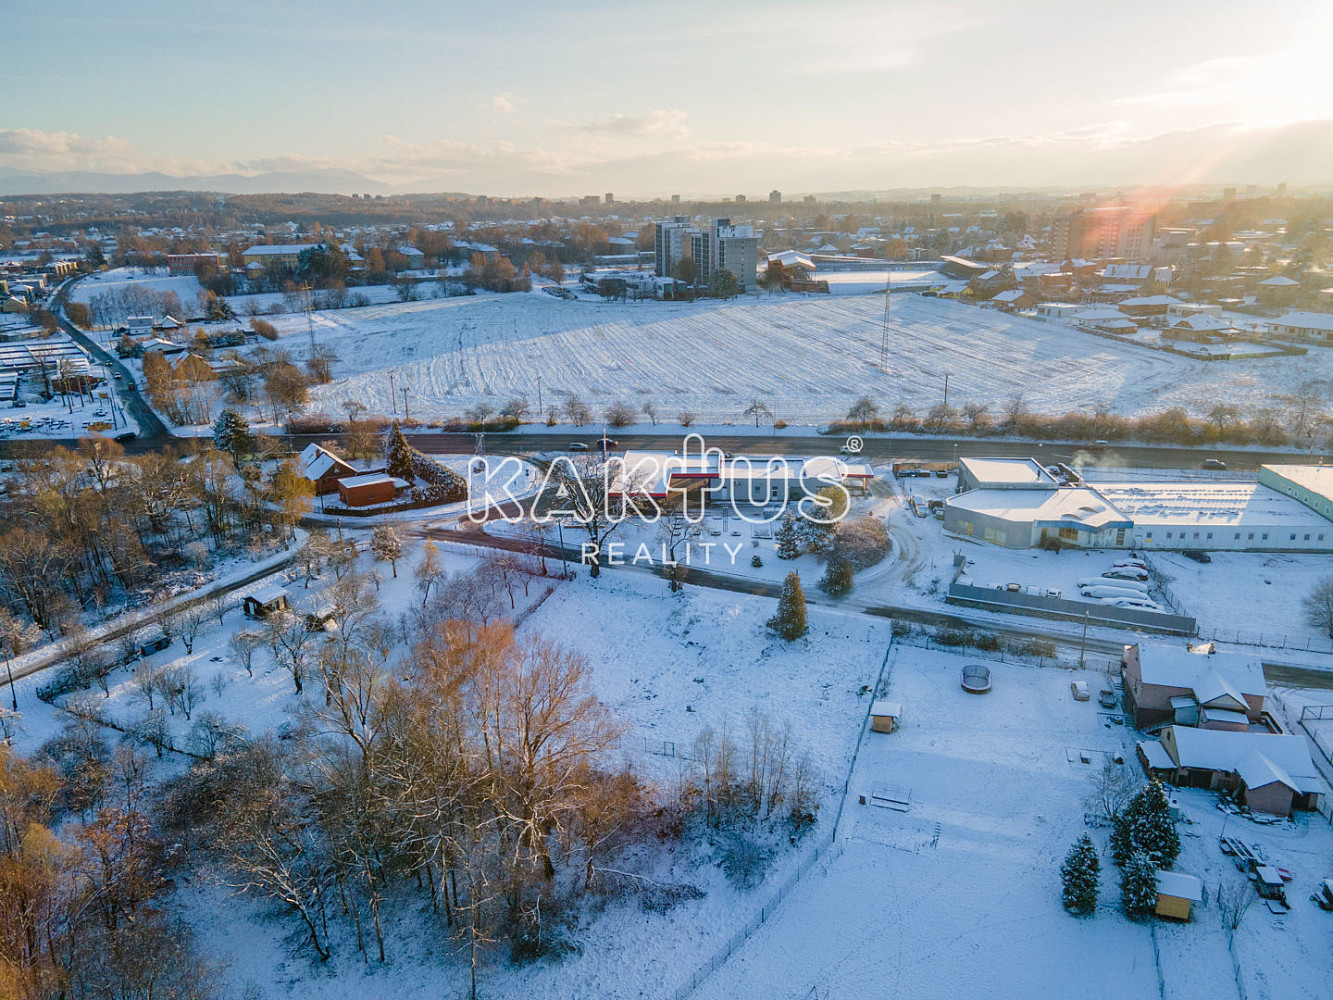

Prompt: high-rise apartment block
[
  {"left": 1052, "top": 207, "right": 1156, "bottom": 260},
  {"left": 690, "top": 218, "right": 759, "bottom": 293}
]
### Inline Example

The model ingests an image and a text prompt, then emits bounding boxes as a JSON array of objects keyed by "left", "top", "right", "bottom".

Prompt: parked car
[
  {"left": 568, "top": 442, "right": 589, "bottom": 451},
  {"left": 1182, "top": 549, "right": 1212, "bottom": 563},
  {"left": 1202, "top": 458, "right": 1228, "bottom": 470},
  {"left": 1103, "top": 567, "right": 1149, "bottom": 582}
]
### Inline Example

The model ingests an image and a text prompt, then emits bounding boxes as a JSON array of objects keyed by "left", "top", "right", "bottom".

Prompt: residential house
[
  {"left": 1268, "top": 310, "right": 1333, "bottom": 343},
  {"left": 1121, "top": 643, "right": 1266, "bottom": 728},
  {"left": 297, "top": 442, "right": 358, "bottom": 495},
  {"left": 1139, "top": 726, "right": 1322, "bottom": 816}
]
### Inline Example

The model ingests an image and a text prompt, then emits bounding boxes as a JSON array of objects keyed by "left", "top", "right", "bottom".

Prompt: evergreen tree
[
  {"left": 211, "top": 408, "right": 251, "bottom": 466},
  {"left": 768, "top": 572, "right": 808, "bottom": 640},
  {"left": 1120, "top": 850, "right": 1159, "bottom": 921},
  {"left": 385, "top": 421, "right": 415, "bottom": 482},
  {"left": 1060, "top": 833, "right": 1101, "bottom": 915},
  {"left": 1111, "top": 781, "right": 1180, "bottom": 869},
  {"left": 775, "top": 511, "right": 802, "bottom": 560},
  {"left": 819, "top": 557, "right": 854, "bottom": 597}
]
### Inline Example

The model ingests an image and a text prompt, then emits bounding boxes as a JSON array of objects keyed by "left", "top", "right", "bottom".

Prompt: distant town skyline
[{"left": 3, "top": 0, "right": 1332, "bottom": 196}]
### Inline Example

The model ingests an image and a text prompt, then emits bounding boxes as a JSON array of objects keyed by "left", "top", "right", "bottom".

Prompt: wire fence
[
  {"left": 670, "top": 637, "right": 896, "bottom": 999},
  {"left": 1194, "top": 628, "right": 1333, "bottom": 654},
  {"left": 670, "top": 829, "right": 842, "bottom": 1000}
]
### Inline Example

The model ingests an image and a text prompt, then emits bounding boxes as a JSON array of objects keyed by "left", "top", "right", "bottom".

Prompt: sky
[{"left": 3, "top": 0, "right": 1332, "bottom": 196}]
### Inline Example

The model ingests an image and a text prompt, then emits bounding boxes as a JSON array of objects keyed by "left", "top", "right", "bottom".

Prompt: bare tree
[
  {"left": 1303, "top": 576, "right": 1333, "bottom": 639},
  {"left": 176, "top": 604, "right": 210, "bottom": 655},
  {"left": 229, "top": 629, "right": 260, "bottom": 677},
  {"left": 267, "top": 611, "right": 317, "bottom": 694}
]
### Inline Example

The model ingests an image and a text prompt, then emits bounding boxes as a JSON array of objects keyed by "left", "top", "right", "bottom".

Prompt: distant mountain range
[
  {"left": 1, "top": 120, "right": 1330, "bottom": 199},
  {"left": 0, "top": 168, "right": 396, "bottom": 197}
]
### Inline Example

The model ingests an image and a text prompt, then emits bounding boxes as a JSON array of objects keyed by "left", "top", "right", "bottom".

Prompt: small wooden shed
[
  {"left": 870, "top": 701, "right": 902, "bottom": 734},
  {"left": 243, "top": 585, "right": 290, "bottom": 619},
  {"left": 1154, "top": 870, "right": 1204, "bottom": 921}
]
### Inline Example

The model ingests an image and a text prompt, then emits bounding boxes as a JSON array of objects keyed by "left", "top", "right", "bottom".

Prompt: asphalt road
[{"left": 287, "top": 429, "right": 1326, "bottom": 473}]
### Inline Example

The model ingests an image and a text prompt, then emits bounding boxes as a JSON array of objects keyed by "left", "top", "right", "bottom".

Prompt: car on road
[
  {"left": 597, "top": 438, "right": 619, "bottom": 450},
  {"left": 568, "top": 442, "right": 588, "bottom": 451},
  {"left": 113, "top": 372, "right": 123, "bottom": 380},
  {"left": 114, "top": 431, "right": 137, "bottom": 443},
  {"left": 839, "top": 443, "right": 858, "bottom": 454},
  {"left": 1182, "top": 549, "right": 1212, "bottom": 563},
  {"left": 1202, "top": 458, "right": 1228, "bottom": 470}
]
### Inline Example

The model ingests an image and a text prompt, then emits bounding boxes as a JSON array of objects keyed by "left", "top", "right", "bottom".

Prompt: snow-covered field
[
  {"left": 694, "top": 646, "right": 1333, "bottom": 1000},
  {"left": 210, "top": 289, "right": 1333, "bottom": 426}
]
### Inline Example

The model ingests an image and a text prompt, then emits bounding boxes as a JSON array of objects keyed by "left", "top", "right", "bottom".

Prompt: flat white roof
[
  {"left": 248, "top": 584, "right": 288, "bottom": 604},
  {"left": 1098, "top": 481, "right": 1331, "bottom": 529},
  {"left": 338, "top": 473, "right": 396, "bottom": 488},
  {"left": 1262, "top": 464, "right": 1333, "bottom": 503},
  {"left": 958, "top": 457, "right": 1058, "bottom": 488},
  {"left": 1155, "top": 870, "right": 1203, "bottom": 901},
  {"left": 948, "top": 486, "right": 1131, "bottom": 531},
  {"left": 870, "top": 700, "right": 901, "bottom": 718}
]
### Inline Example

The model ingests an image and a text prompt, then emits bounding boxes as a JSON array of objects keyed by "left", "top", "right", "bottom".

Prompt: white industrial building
[{"left": 944, "top": 457, "right": 1333, "bottom": 552}]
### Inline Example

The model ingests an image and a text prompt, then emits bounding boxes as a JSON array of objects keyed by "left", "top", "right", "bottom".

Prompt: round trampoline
[{"left": 961, "top": 664, "right": 992, "bottom": 694}]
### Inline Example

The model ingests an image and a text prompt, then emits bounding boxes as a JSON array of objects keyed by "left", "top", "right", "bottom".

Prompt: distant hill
[{"left": 0, "top": 168, "right": 395, "bottom": 197}]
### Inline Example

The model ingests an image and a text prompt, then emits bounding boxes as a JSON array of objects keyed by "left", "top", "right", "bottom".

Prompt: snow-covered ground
[
  {"left": 139, "top": 286, "right": 1332, "bottom": 427},
  {"left": 5, "top": 533, "right": 889, "bottom": 1000},
  {"left": 694, "top": 645, "right": 1333, "bottom": 1000}
]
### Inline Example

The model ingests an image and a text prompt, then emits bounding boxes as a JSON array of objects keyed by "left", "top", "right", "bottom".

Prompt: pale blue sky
[{"left": 3, "top": 0, "right": 1331, "bottom": 194}]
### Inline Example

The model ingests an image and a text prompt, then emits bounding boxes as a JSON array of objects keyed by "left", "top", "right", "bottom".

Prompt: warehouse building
[{"left": 944, "top": 457, "right": 1333, "bottom": 553}]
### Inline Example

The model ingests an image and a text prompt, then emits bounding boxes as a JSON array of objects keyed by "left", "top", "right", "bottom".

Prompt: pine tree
[
  {"left": 775, "top": 511, "right": 802, "bottom": 560},
  {"left": 212, "top": 408, "right": 251, "bottom": 466},
  {"left": 1120, "top": 850, "right": 1159, "bottom": 921},
  {"left": 1060, "top": 833, "right": 1101, "bottom": 915},
  {"left": 385, "top": 421, "right": 415, "bottom": 482},
  {"left": 1111, "top": 781, "right": 1180, "bottom": 869},
  {"left": 819, "top": 557, "right": 854, "bottom": 597},
  {"left": 768, "top": 571, "right": 808, "bottom": 640}
]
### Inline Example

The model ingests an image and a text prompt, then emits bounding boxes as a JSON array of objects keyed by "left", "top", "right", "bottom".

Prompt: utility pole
[
  {"left": 388, "top": 371, "right": 397, "bottom": 415},
  {"left": 943, "top": 373, "right": 950, "bottom": 410},
  {"left": 401, "top": 387, "right": 411, "bottom": 423},
  {"left": 536, "top": 374, "right": 543, "bottom": 415},
  {"left": 1079, "top": 610, "right": 1090, "bottom": 669},
  {"left": 305, "top": 282, "right": 315, "bottom": 350}
]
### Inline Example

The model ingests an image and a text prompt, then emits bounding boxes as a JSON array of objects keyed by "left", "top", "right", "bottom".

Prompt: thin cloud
[{"left": 572, "top": 110, "right": 689, "bottom": 140}]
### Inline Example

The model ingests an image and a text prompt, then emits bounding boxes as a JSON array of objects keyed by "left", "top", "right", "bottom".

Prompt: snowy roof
[
  {"left": 1262, "top": 464, "right": 1333, "bottom": 503},
  {"left": 1163, "top": 727, "right": 1320, "bottom": 792},
  {"left": 1138, "top": 740, "right": 1175, "bottom": 770},
  {"left": 1171, "top": 315, "right": 1231, "bottom": 331},
  {"left": 1132, "top": 645, "right": 1265, "bottom": 700},
  {"left": 1271, "top": 310, "right": 1333, "bottom": 331},
  {"left": 947, "top": 487, "right": 1131, "bottom": 531},
  {"left": 1258, "top": 275, "right": 1299, "bottom": 286},
  {"left": 1155, "top": 871, "right": 1203, "bottom": 902},
  {"left": 1199, "top": 707, "right": 1250, "bottom": 727},
  {"left": 1097, "top": 481, "right": 1331, "bottom": 529},
  {"left": 338, "top": 473, "right": 397, "bottom": 489},
  {"left": 248, "top": 584, "right": 289, "bottom": 605},
  {"left": 297, "top": 443, "right": 354, "bottom": 481},
  {"left": 242, "top": 243, "right": 322, "bottom": 256},
  {"left": 959, "top": 457, "right": 1058, "bottom": 488},
  {"left": 990, "top": 288, "right": 1029, "bottom": 302},
  {"left": 870, "top": 700, "right": 901, "bottom": 718}
]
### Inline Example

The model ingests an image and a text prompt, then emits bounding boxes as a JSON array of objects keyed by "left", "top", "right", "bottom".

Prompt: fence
[
  {"left": 946, "top": 582, "right": 1196, "bottom": 635},
  {"left": 1138, "top": 552, "right": 1186, "bottom": 618},
  {"left": 1195, "top": 627, "right": 1333, "bottom": 655},
  {"left": 670, "top": 637, "right": 895, "bottom": 999},
  {"left": 670, "top": 829, "right": 842, "bottom": 999}
]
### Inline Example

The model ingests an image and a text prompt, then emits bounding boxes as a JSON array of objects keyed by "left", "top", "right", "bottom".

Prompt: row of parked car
[{"left": 1077, "top": 556, "right": 1166, "bottom": 613}]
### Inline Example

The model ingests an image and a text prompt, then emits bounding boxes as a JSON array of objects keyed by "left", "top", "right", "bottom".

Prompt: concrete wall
[
  {"left": 947, "top": 582, "right": 1196, "bottom": 635},
  {"left": 1242, "top": 780, "right": 1293, "bottom": 817}
]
